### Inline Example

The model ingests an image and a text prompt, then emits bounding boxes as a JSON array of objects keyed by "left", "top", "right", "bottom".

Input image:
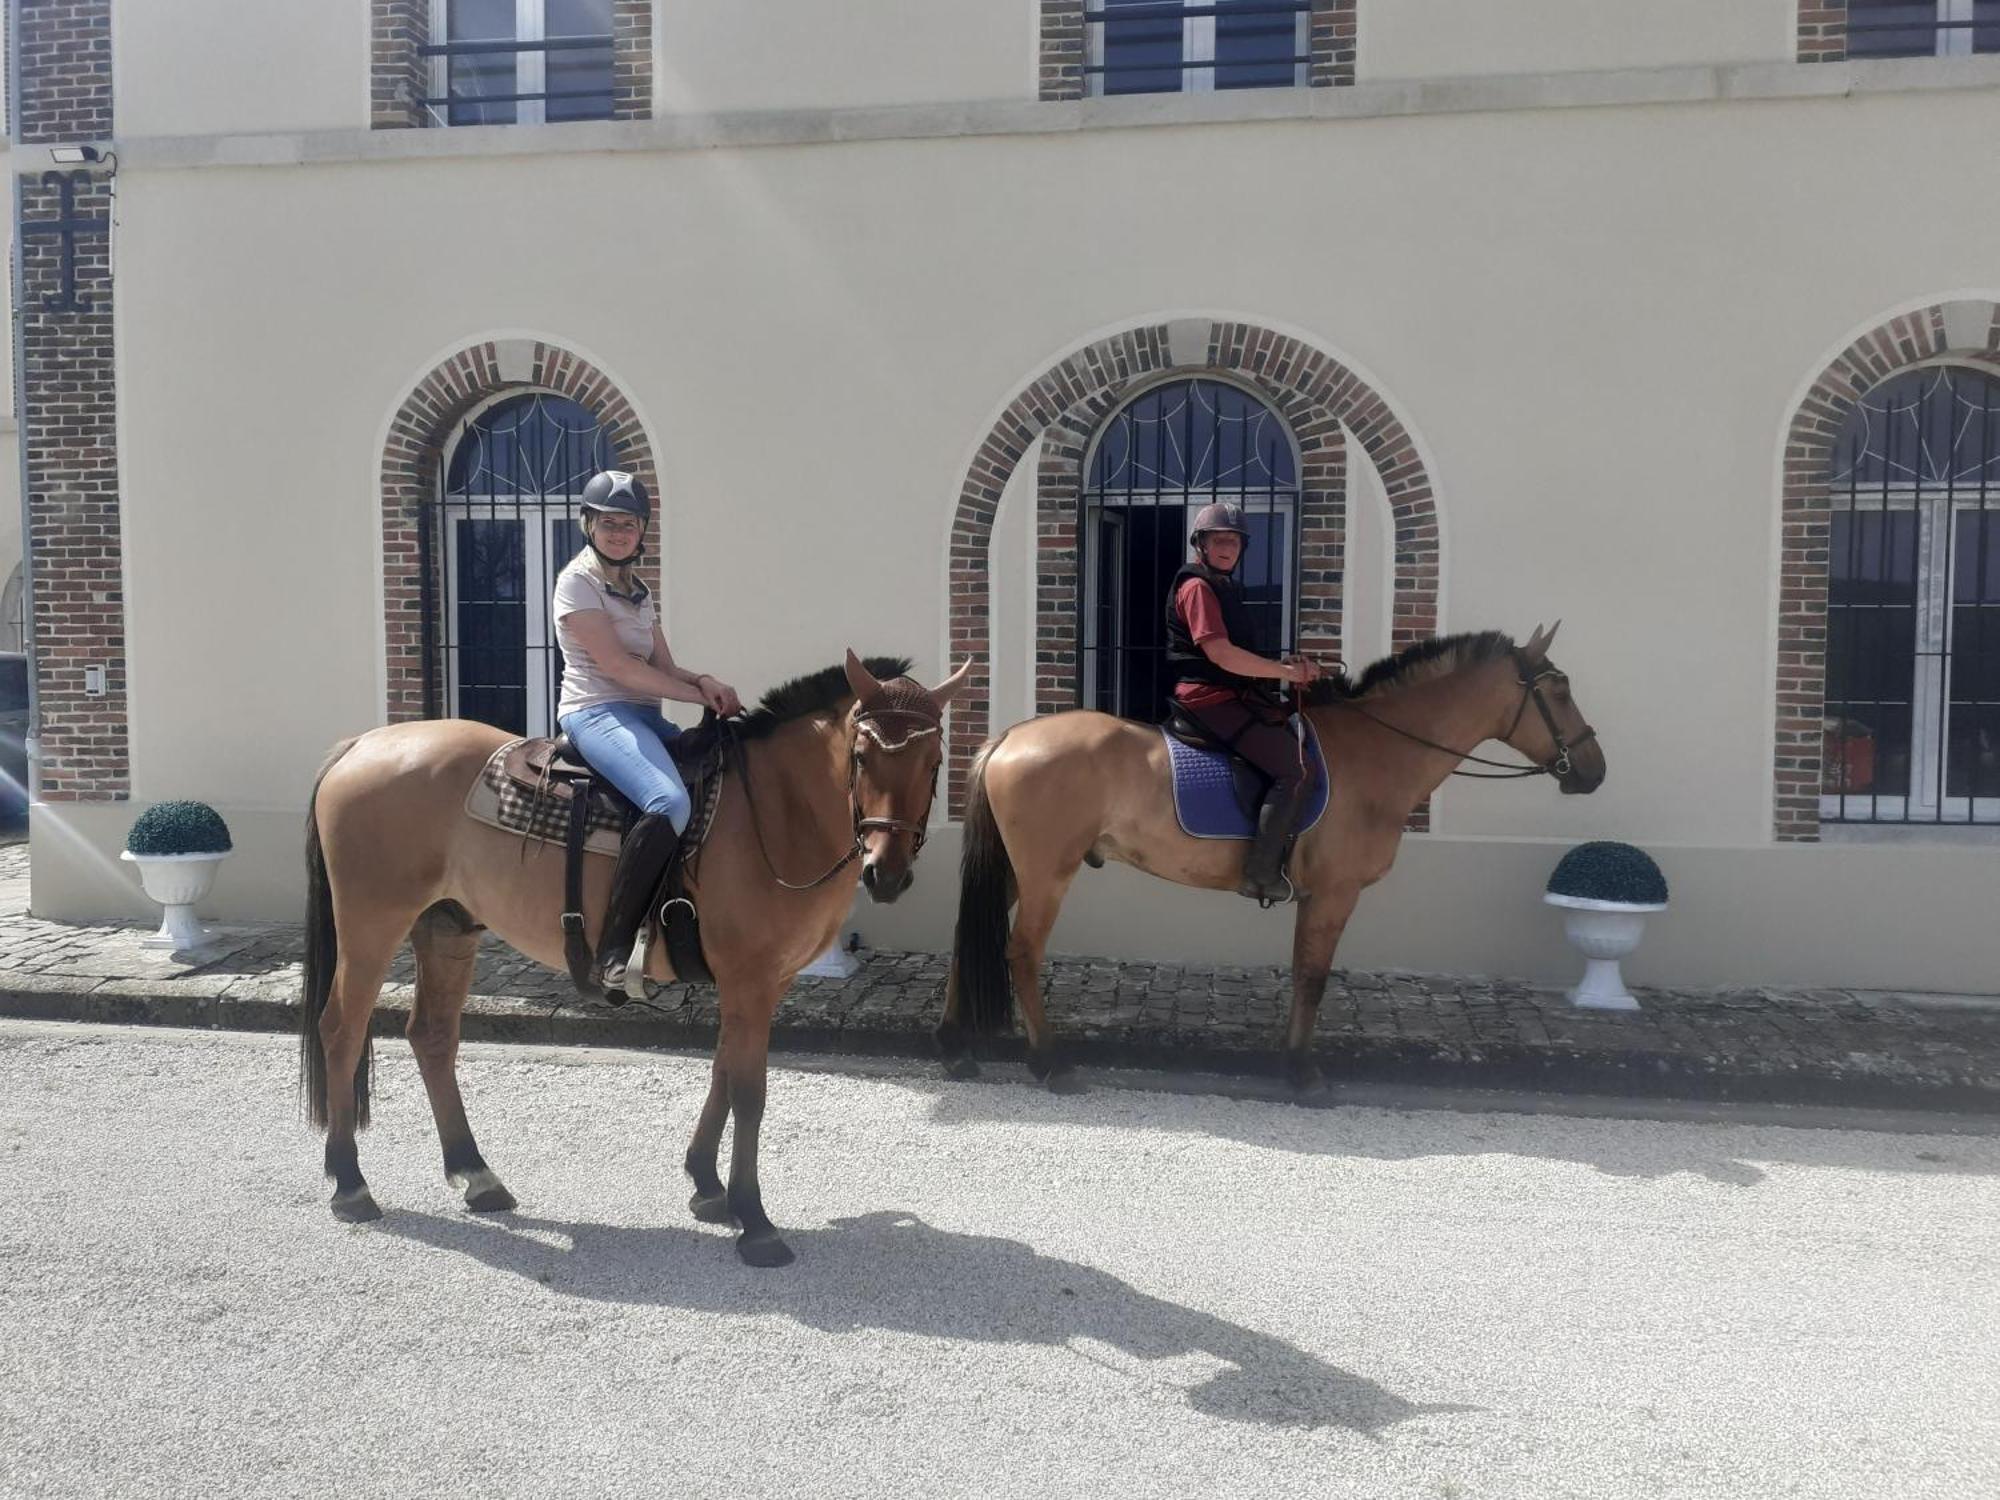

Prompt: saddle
[
  {"left": 499, "top": 719, "right": 730, "bottom": 997},
  {"left": 1158, "top": 703, "right": 1330, "bottom": 843}
]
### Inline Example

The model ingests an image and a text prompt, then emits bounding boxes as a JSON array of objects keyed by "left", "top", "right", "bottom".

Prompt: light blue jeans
[{"left": 559, "top": 700, "right": 690, "bottom": 834}]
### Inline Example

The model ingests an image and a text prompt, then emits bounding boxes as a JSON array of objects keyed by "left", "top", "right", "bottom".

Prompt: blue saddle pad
[{"left": 1162, "top": 721, "right": 1330, "bottom": 841}]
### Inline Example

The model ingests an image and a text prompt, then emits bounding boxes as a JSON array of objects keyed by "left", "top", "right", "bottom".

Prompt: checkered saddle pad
[{"left": 465, "top": 740, "right": 631, "bottom": 858}]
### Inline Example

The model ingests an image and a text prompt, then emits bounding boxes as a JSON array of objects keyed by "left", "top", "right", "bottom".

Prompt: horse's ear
[
  {"left": 1522, "top": 623, "right": 1550, "bottom": 663},
  {"left": 930, "top": 658, "right": 973, "bottom": 706},
  {"left": 844, "top": 648, "right": 884, "bottom": 703}
]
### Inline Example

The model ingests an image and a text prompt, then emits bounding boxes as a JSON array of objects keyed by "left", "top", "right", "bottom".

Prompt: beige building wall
[
  {"left": 1361, "top": 0, "right": 1797, "bottom": 80},
  {"left": 115, "top": 0, "right": 370, "bottom": 139},
  {"left": 656, "top": 0, "right": 1037, "bottom": 113},
  {"left": 33, "top": 58, "right": 2000, "bottom": 992}
]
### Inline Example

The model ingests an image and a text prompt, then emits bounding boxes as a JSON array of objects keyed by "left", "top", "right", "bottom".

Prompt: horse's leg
[
  {"left": 318, "top": 915, "right": 408, "bottom": 1223},
  {"left": 683, "top": 1050, "right": 733, "bottom": 1224},
  {"left": 717, "top": 987, "right": 792, "bottom": 1268},
  {"left": 1010, "top": 863, "right": 1084, "bottom": 1093},
  {"left": 1282, "top": 883, "right": 1361, "bottom": 1106},
  {"left": 937, "top": 959, "right": 982, "bottom": 1081},
  {"left": 407, "top": 908, "right": 515, "bottom": 1214}
]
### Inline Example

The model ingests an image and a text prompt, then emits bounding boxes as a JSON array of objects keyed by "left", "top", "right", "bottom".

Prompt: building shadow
[
  {"left": 377, "top": 1205, "right": 1472, "bottom": 1434},
  {"left": 910, "top": 1074, "right": 2000, "bottom": 1187}
]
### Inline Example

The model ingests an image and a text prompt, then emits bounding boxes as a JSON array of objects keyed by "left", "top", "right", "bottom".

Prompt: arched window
[
  {"left": 438, "top": 392, "right": 615, "bottom": 736},
  {"left": 1080, "top": 378, "right": 1300, "bottom": 719},
  {"left": 1824, "top": 366, "right": 2000, "bottom": 824}
]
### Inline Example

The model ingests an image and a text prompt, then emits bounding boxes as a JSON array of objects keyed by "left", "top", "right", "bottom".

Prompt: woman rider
[
  {"left": 553, "top": 469, "right": 743, "bottom": 991},
  {"left": 1163, "top": 501, "right": 1323, "bottom": 904}
]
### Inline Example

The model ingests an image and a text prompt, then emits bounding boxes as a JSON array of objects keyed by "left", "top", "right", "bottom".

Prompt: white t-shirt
[{"left": 552, "top": 552, "right": 658, "bottom": 719}]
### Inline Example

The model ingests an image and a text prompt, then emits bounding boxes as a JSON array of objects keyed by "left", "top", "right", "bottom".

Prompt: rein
[
  {"left": 1324, "top": 651, "right": 1597, "bottom": 780},
  {"left": 736, "top": 697, "right": 944, "bottom": 892}
]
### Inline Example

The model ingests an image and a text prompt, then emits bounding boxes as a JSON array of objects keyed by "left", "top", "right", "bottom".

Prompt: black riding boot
[
  {"left": 1238, "top": 781, "right": 1307, "bottom": 906},
  {"left": 592, "top": 813, "right": 682, "bottom": 994}
]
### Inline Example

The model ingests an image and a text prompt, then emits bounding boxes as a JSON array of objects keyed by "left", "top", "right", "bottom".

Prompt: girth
[{"left": 502, "top": 722, "right": 728, "bottom": 996}]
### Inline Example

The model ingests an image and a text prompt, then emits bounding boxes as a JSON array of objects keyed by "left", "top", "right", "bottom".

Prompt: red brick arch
[
  {"left": 1774, "top": 299, "right": 2000, "bottom": 839},
  {"left": 946, "top": 319, "right": 1441, "bottom": 815},
  {"left": 381, "top": 339, "right": 660, "bottom": 722}
]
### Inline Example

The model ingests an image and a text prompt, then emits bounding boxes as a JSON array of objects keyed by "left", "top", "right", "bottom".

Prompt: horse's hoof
[
  {"left": 463, "top": 1179, "right": 517, "bottom": 1215},
  {"left": 941, "top": 1054, "right": 981, "bottom": 1082},
  {"left": 688, "top": 1191, "right": 733, "bottom": 1225},
  {"left": 736, "top": 1231, "right": 795, "bottom": 1269},
  {"left": 1044, "top": 1067, "right": 1088, "bottom": 1096},
  {"left": 330, "top": 1187, "right": 382, "bottom": 1223},
  {"left": 1291, "top": 1079, "right": 1337, "bottom": 1109}
]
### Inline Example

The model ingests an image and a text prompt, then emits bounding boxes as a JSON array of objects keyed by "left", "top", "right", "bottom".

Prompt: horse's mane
[
  {"left": 732, "top": 656, "right": 915, "bottom": 741},
  {"left": 1305, "top": 631, "right": 1517, "bottom": 705}
]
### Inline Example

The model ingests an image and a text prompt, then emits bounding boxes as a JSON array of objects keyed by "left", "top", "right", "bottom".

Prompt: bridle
[
  {"left": 740, "top": 689, "right": 945, "bottom": 892},
  {"left": 1329, "top": 649, "right": 1597, "bottom": 781}
]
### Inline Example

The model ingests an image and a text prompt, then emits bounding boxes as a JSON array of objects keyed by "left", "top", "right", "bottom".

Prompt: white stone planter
[
  {"left": 1543, "top": 892, "right": 1666, "bottom": 1011},
  {"left": 120, "top": 849, "right": 229, "bottom": 952}
]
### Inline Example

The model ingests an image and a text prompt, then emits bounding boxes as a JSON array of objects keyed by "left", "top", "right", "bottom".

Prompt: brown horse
[
  {"left": 300, "top": 651, "right": 968, "bottom": 1267},
  {"left": 941, "top": 626, "right": 1605, "bottom": 1101}
]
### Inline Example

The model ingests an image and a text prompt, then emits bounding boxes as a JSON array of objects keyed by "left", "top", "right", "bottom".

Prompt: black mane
[
  {"left": 732, "top": 656, "right": 915, "bottom": 741},
  {"left": 1305, "top": 632, "right": 1517, "bottom": 704}
]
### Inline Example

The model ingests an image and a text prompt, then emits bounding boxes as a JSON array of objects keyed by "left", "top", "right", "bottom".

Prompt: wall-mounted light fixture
[{"left": 48, "top": 145, "right": 103, "bottom": 166}]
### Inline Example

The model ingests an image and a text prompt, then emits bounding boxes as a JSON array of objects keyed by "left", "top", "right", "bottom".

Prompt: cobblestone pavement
[{"left": 3, "top": 844, "right": 1998, "bottom": 1110}]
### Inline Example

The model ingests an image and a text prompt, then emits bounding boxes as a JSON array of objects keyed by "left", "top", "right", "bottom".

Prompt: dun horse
[
  {"left": 301, "top": 651, "right": 967, "bottom": 1267},
  {"left": 943, "top": 626, "right": 1604, "bottom": 1100}
]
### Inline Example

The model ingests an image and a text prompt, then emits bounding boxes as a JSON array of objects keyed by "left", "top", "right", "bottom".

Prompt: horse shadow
[{"left": 377, "top": 1206, "right": 1471, "bottom": 1435}]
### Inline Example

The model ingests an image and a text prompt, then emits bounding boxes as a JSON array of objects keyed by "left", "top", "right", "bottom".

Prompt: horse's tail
[
  {"left": 952, "top": 738, "right": 1016, "bottom": 1035},
  {"left": 301, "top": 737, "right": 366, "bottom": 1131}
]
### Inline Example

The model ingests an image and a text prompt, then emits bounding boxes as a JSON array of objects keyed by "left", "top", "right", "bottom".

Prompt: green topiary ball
[
  {"left": 1546, "top": 841, "right": 1667, "bottom": 906},
  {"left": 126, "top": 801, "right": 233, "bottom": 856}
]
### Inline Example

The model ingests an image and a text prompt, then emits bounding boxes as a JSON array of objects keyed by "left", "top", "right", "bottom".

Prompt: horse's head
[
  {"left": 842, "top": 649, "right": 972, "bottom": 902},
  {"left": 1503, "top": 623, "right": 1605, "bottom": 795}
]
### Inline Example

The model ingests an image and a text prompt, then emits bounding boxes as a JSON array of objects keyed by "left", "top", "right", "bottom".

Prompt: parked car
[{"left": 0, "top": 652, "right": 27, "bottom": 824}]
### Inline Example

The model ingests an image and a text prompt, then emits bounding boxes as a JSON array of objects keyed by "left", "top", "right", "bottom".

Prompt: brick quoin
[
  {"left": 1797, "top": 2, "right": 1849, "bottom": 63},
  {"left": 373, "top": 0, "right": 652, "bottom": 129},
  {"left": 381, "top": 343, "right": 660, "bottom": 722},
  {"left": 16, "top": 0, "right": 123, "bottom": 801},
  {"left": 946, "top": 321, "right": 1440, "bottom": 827},
  {"left": 1774, "top": 300, "right": 2000, "bottom": 841},
  {"left": 1040, "top": 0, "right": 1357, "bottom": 101}
]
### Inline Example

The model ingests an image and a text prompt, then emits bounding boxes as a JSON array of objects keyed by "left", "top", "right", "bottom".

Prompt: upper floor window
[
  {"left": 1846, "top": 1, "right": 2000, "bottom": 57},
  {"left": 1089, "top": 0, "right": 1309, "bottom": 96},
  {"left": 425, "top": 0, "right": 615, "bottom": 126}
]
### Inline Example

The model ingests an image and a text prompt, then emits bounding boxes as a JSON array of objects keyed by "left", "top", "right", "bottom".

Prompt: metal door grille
[
  {"left": 421, "top": 392, "right": 616, "bottom": 736},
  {"left": 1079, "top": 378, "right": 1301, "bottom": 720},
  {"left": 1824, "top": 365, "right": 2000, "bottom": 824}
]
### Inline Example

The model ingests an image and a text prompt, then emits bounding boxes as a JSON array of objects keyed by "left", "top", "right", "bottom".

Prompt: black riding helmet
[
  {"left": 580, "top": 469, "right": 650, "bottom": 526},
  {"left": 1188, "top": 501, "right": 1249, "bottom": 571},
  {"left": 578, "top": 470, "right": 650, "bottom": 567}
]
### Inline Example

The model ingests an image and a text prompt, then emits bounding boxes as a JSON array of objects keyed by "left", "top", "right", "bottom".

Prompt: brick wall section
[
  {"left": 1041, "top": 0, "right": 1357, "bottom": 100},
  {"left": 372, "top": 0, "right": 428, "bottom": 129},
  {"left": 16, "top": 0, "right": 124, "bottom": 802},
  {"left": 947, "top": 321, "right": 1438, "bottom": 825},
  {"left": 14, "top": 0, "right": 112, "bottom": 143},
  {"left": 1309, "top": 0, "right": 1359, "bottom": 87},
  {"left": 382, "top": 344, "right": 661, "bottom": 722},
  {"left": 612, "top": 0, "right": 655, "bottom": 120},
  {"left": 1038, "top": 1, "right": 1085, "bottom": 101},
  {"left": 1798, "top": 2, "right": 1848, "bottom": 62},
  {"left": 1775, "top": 302, "right": 2000, "bottom": 840},
  {"left": 21, "top": 172, "right": 124, "bottom": 801}
]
